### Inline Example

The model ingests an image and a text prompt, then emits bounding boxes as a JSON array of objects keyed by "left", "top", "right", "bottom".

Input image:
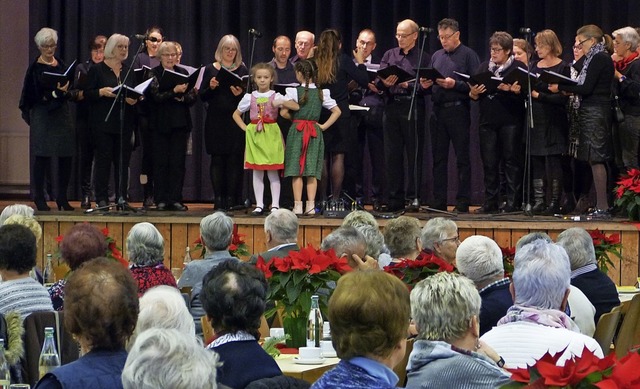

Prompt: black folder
[
  {"left": 41, "top": 60, "right": 77, "bottom": 89},
  {"left": 377, "top": 65, "right": 415, "bottom": 83}
]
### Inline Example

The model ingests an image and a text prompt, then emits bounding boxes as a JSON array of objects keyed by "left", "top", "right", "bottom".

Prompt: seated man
[
  {"left": 201, "top": 260, "right": 281, "bottom": 388},
  {"left": 249, "top": 209, "right": 300, "bottom": 265},
  {"left": 456, "top": 235, "right": 512, "bottom": 335},
  {"left": 481, "top": 239, "right": 603, "bottom": 368},
  {"left": 312, "top": 271, "right": 411, "bottom": 389},
  {"left": 320, "top": 227, "right": 377, "bottom": 270},
  {"left": 178, "top": 212, "right": 238, "bottom": 336},
  {"left": 556, "top": 227, "right": 620, "bottom": 324},
  {"left": 0, "top": 224, "right": 53, "bottom": 319}
]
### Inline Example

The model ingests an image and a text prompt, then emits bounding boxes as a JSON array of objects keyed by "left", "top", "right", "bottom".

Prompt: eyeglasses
[
  {"left": 490, "top": 47, "right": 504, "bottom": 53},
  {"left": 161, "top": 53, "right": 178, "bottom": 57},
  {"left": 116, "top": 45, "right": 128, "bottom": 50},
  {"left": 437, "top": 32, "right": 457, "bottom": 41},
  {"left": 295, "top": 41, "right": 311, "bottom": 47},
  {"left": 440, "top": 235, "right": 460, "bottom": 244},
  {"left": 395, "top": 32, "right": 416, "bottom": 39},
  {"left": 223, "top": 47, "right": 237, "bottom": 52},
  {"left": 40, "top": 44, "right": 57, "bottom": 49},
  {"left": 573, "top": 38, "right": 591, "bottom": 50},
  {"left": 358, "top": 40, "right": 374, "bottom": 47}
]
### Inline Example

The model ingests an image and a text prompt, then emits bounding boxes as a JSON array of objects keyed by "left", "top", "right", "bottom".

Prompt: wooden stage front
[{"left": 13, "top": 200, "right": 640, "bottom": 286}]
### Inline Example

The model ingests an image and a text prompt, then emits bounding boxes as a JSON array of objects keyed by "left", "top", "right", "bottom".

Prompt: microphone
[
  {"left": 418, "top": 27, "right": 434, "bottom": 33},
  {"left": 133, "top": 34, "right": 147, "bottom": 40},
  {"left": 519, "top": 27, "right": 533, "bottom": 35},
  {"left": 249, "top": 28, "right": 263, "bottom": 38}
]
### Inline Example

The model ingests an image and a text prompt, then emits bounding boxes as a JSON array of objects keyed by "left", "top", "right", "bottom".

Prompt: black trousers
[
  {"left": 33, "top": 156, "right": 72, "bottom": 202},
  {"left": 152, "top": 128, "right": 189, "bottom": 204},
  {"left": 383, "top": 99, "right": 425, "bottom": 209},
  {"left": 75, "top": 113, "right": 94, "bottom": 197},
  {"left": 345, "top": 106, "right": 385, "bottom": 200},
  {"left": 479, "top": 123, "right": 523, "bottom": 207},
  {"left": 93, "top": 130, "right": 133, "bottom": 204},
  {"left": 431, "top": 103, "right": 471, "bottom": 208}
]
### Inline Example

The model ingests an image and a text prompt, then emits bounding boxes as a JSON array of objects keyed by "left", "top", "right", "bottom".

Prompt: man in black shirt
[{"left": 420, "top": 18, "right": 480, "bottom": 213}]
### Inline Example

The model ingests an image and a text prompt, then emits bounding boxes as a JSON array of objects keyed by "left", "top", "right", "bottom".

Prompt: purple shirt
[
  {"left": 429, "top": 43, "right": 480, "bottom": 104},
  {"left": 379, "top": 45, "right": 431, "bottom": 96}
]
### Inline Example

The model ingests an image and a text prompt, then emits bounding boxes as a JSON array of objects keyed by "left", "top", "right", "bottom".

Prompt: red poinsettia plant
[
  {"left": 193, "top": 224, "right": 250, "bottom": 258},
  {"left": 614, "top": 168, "right": 640, "bottom": 221},
  {"left": 383, "top": 251, "right": 455, "bottom": 290},
  {"left": 56, "top": 226, "right": 127, "bottom": 268},
  {"left": 502, "top": 246, "right": 516, "bottom": 278},
  {"left": 588, "top": 229, "right": 622, "bottom": 274},
  {"left": 502, "top": 346, "right": 640, "bottom": 388}
]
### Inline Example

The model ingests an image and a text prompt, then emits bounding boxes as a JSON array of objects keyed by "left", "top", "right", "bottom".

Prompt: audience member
[
  {"left": 383, "top": 216, "right": 422, "bottom": 260},
  {"left": 481, "top": 240, "right": 603, "bottom": 368},
  {"left": 35, "top": 257, "right": 138, "bottom": 389},
  {"left": 201, "top": 260, "right": 281, "bottom": 388},
  {"left": 311, "top": 270, "right": 410, "bottom": 389},
  {"left": 320, "top": 227, "right": 377, "bottom": 270},
  {"left": 419, "top": 217, "right": 459, "bottom": 266},
  {"left": 0, "top": 204, "right": 34, "bottom": 225},
  {"left": 0, "top": 224, "right": 53, "bottom": 319},
  {"left": 126, "top": 222, "right": 177, "bottom": 296},
  {"left": 456, "top": 235, "right": 512, "bottom": 335},
  {"left": 406, "top": 272, "right": 510, "bottom": 389},
  {"left": 556, "top": 227, "right": 620, "bottom": 323},
  {"left": 341, "top": 210, "right": 390, "bottom": 267},
  {"left": 178, "top": 212, "right": 238, "bottom": 337},
  {"left": 49, "top": 223, "right": 108, "bottom": 310},
  {"left": 122, "top": 328, "right": 217, "bottom": 389},
  {"left": 249, "top": 209, "right": 299, "bottom": 265}
]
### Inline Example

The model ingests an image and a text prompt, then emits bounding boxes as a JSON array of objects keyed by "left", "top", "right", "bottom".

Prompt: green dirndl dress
[{"left": 284, "top": 87, "right": 324, "bottom": 179}]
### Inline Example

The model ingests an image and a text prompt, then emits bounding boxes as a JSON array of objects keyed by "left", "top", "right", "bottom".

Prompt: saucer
[
  {"left": 322, "top": 351, "right": 337, "bottom": 358},
  {"left": 294, "top": 357, "right": 325, "bottom": 365}
]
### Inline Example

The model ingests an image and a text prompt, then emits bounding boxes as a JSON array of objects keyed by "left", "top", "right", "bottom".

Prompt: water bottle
[
  {"left": 38, "top": 327, "right": 60, "bottom": 379},
  {"left": 43, "top": 254, "right": 55, "bottom": 285},
  {"left": 307, "top": 295, "right": 323, "bottom": 348},
  {"left": 0, "top": 339, "right": 10, "bottom": 388},
  {"left": 183, "top": 246, "right": 192, "bottom": 267}
]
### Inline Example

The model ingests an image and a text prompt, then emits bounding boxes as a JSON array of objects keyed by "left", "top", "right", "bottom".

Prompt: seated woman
[
  {"left": 342, "top": 210, "right": 391, "bottom": 267},
  {"left": 200, "top": 260, "right": 281, "bottom": 388},
  {"left": 312, "top": 270, "right": 410, "bottom": 389},
  {"left": 48, "top": 223, "right": 107, "bottom": 310},
  {"left": 0, "top": 204, "right": 34, "bottom": 225},
  {"left": 126, "top": 222, "right": 177, "bottom": 296},
  {"left": 405, "top": 272, "right": 510, "bottom": 389},
  {"left": 383, "top": 216, "right": 422, "bottom": 261},
  {"left": 3, "top": 214, "right": 44, "bottom": 283},
  {"left": 35, "top": 257, "right": 139, "bottom": 389},
  {"left": 0, "top": 224, "right": 53, "bottom": 319},
  {"left": 122, "top": 328, "right": 218, "bottom": 389},
  {"left": 419, "top": 217, "right": 459, "bottom": 268}
]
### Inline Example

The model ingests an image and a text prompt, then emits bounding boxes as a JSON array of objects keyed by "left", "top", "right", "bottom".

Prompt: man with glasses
[
  {"left": 290, "top": 30, "right": 314, "bottom": 64},
  {"left": 420, "top": 18, "right": 480, "bottom": 213},
  {"left": 378, "top": 19, "right": 431, "bottom": 212}
]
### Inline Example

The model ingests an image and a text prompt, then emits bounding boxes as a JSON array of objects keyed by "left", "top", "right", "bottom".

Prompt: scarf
[
  {"left": 614, "top": 51, "right": 639, "bottom": 72},
  {"left": 206, "top": 330, "right": 256, "bottom": 349},
  {"left": 576, "top": 41, "right": 605, "bottom": 86},
  {"left": 497, "top": 305, "right": 580, "bottom": 333},
  {"left": 488, "top": 55, "right": 515, "bottom": 77}
]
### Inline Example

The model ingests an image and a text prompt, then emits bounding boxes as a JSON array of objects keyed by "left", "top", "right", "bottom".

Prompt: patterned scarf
[
  {"left": 488, "top": 55, "right": 515, "bottom": 77},
  {"left": 576, "top": 41, "right": 605, "bottom": 86},
  {"left": 206, "top": 330, "right": 256, "bottom": 349},
  {"left": 497, "top": 305, "right": 580, "bottom": 333}
]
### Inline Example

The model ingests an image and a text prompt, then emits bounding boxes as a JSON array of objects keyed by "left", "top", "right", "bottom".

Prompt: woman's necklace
[
  {"left": 220, "top": 61, "right": 237, "bottom": 70},
  {"left": 39, "top": 55, "right": 55, "bottom": 65}
]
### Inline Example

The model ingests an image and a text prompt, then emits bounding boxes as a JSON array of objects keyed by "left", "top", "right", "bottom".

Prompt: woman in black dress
[
  {"left": 200, "top": 35, "right": 248, "bottom": 211},
  {"left": 146, "top": 41, "right": 197, "bottom": 211},
  {"left": 529, "top": 30, "right": 571, "bottom": 214},
  {"left": 83, "top": 33, "right": 139, "bottom": 208},
  {"left": 19, "top": 27, "right": 78, "bottom": 211},
  {"left": 550, "top": 25, "right": 614, "bottom": 217}
]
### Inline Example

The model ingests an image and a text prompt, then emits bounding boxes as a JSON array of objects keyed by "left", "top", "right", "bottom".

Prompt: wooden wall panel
[{"left": 620, "top": 230, "right": 639, "bottom": 286}]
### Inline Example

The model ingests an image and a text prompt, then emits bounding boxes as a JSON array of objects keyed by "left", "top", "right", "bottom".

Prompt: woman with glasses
[
  {"left": 145, "top": 41, "right": 197, "bottom": 211},
  {"left": 549, "top": 25, "right": 614, "bottom": 218},
  {"left": 418, "top": 217, "right": 459, "bottom": 267},
  {"left": 83, "top": 33, "right": 139, "bottom": 209},
  {"left": 528, "top": 30, "right": 571, "bottom": 215},
  {"left": 200, "top": 35, "right": 249, "bottom": 211},
  {"left": 19, "top": 27, "right": 80, "bottom": 212},
  {"left": 469, "top": 31, "right": 526, "bottom": 214}
]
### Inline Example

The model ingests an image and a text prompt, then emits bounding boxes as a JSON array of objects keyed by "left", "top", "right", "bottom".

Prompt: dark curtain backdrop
[{"left": 29, "top": 0, "right": 640, "bottom": 204}]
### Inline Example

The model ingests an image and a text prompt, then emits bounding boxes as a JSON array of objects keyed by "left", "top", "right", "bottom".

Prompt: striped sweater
[{"left": 0, "top": 277, "right": 53, "bottom": 319}]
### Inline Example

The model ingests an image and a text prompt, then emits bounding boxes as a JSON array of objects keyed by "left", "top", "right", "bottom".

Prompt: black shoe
[
  {"left": 171, "top": 202, "right": 188, "bottom": 211},
  {"left": 588, "top": 208, "right": 611, "bottom": 219},
  {"left": 501, "top": 204, "right": 518, "bottom": 213},
  {"left": 56, "top": 201, "right": 74, "bottom": 211},
  {"left": 97, "top": 200, "right": 109, "bottom": 208},
  {"left": 475, "top": 204, "right": 499, "bottom": 214},
  {"left": 156, "top": 202, "right": 167, "bottom": 211},
  {"left": 251, "top": 206, "right": 264, "bottom": 216},
  {"left": 34, "top": 199, "right": 50, "bottom": 212},
  {"left": 380, "top": 203, "right": 404, "bottom": 213},
  {"left": 81, "top": 195, "right": 91, "bottom": 209},
  {"left": 143, "top": 196, "right": 155, "bottom": 208},
  {"left": 453, "top": 203, "right": 469, "bottom": 213}
]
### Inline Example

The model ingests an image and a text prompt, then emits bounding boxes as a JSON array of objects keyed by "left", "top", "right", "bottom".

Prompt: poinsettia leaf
[
  {"left": 292, "top": 270, "right": 306, "bottom": 286},
  {"left": 285, "top": 281, "right": 301, "bottom": 303}
]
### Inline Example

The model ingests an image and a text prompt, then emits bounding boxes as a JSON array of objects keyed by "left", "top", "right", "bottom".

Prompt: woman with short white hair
[
  {"left": 127, "top": 222, "right": 177, "bottom": 296},
  {"left": 420, "top": 217, "right": 459, "bottom": 265},
  {"left": 406, "top": 272, "right": 510, "bottom": 389},
  {"left": 0, "top": 204, "right": 34, "bottom": 225}
]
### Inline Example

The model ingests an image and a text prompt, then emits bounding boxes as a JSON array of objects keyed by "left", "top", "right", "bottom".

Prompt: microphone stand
[
  {"left": 86, "top": 38, "right": 146, "bottom": 215},
  {"left": 521, "top": 31, "right": 535, "bottom": 216},
  {"left": 240, "top": 31, "right": 260, "bottom": 211}
]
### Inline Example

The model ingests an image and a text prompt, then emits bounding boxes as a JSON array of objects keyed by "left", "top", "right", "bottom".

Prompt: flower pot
[{"left": 283, "top": 315, "right": 307, "bottom": 348}]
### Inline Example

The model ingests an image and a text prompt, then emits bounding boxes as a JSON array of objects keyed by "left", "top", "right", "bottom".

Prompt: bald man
[{"left": 290, "top": 30, "right": 315, "bottom": 64}]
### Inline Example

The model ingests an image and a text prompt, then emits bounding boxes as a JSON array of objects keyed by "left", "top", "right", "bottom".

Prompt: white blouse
[{"left": 285, "top": 83, "right": 338, "bottom": 110}]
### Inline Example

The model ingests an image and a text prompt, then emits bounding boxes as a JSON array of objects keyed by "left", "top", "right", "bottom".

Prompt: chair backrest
[
  {"left": 200, "top": 315, "right": 270, "bottom": 344},
  {"left": 615, "top": 293, "right": 640, "bottom": 358},
  {"left": 392, "top": 337, "right": 415, "bottom": 387},
  {"left": 23, "top": 311, "right": 80, "bottom": 386},
  {"left": 259, "top": 315, "right": 270, "bottom": 341},
  {"left": 593, "top": 305, "right": 621, "bottom": 355}
]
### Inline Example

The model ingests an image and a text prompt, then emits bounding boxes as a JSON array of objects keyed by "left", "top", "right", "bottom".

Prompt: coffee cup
[
  {"left": 270, "top": 327, "right": 285, "bottom": 338},
  {"left": 320, "top": 340, "right": 336, "bottom": 357},
  {"left": 298, "top": 346, "right": 322, "bottom": 360}
]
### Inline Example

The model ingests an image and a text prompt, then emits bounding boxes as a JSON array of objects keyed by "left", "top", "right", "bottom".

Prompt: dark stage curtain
[{"left": 28, "top": 0, "right": 640, "bottom": 203}]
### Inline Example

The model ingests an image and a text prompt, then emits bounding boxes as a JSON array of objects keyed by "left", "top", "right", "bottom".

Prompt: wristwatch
[
  {"left": 619, "top": 75, "right": 627, "bottom": 83},
  {"left": 496, "top": 356, "right": 506, "bottom": 368}
]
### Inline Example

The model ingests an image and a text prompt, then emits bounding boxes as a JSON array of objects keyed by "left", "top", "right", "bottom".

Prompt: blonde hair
[
  {"left": 3, "top": 215, "right": 42, "bottom": 243},
  {"left": 104, "top": 33, "right": 129, "bottom": 60},
  {"left": 214, "top": 34, "right": 242, "bottom": 66},
  {"left": 250, "top": 62, "right": 277, "bottom": 87},
  {"left": 534, "top": 29, "right": 563, "bottom": 57}
]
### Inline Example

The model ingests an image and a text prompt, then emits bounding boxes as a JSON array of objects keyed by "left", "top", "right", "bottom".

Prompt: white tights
[{"left": 253, "top": 170, "right": 281, "bottom": 209}]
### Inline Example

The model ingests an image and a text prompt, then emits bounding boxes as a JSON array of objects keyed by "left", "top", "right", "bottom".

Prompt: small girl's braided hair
[{"left": 294, "top": 59, "right": 323, "bottom": 105}]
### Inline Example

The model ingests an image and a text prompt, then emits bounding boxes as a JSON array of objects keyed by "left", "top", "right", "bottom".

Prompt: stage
[{"left": 10, "top": 200, "right": 639, "bottom": 287}]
